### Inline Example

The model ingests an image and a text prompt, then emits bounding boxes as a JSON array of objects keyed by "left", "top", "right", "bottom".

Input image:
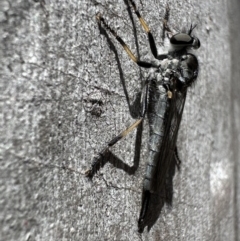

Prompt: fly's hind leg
[
  {"left": 86, "top": 81, "right": 149, "bottom": 178},
  {"left": 85, "top": 118, "right": 143, "bottom": 178}
]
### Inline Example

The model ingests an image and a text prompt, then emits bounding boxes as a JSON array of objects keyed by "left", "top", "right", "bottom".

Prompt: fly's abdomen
[{"left": 144, "top": 84, "right": 169, "bottom": 192}]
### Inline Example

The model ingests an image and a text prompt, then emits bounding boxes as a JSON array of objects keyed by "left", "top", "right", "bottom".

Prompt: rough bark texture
[{"left": 0, "top": 0, "right": 239, "bottom": 240}]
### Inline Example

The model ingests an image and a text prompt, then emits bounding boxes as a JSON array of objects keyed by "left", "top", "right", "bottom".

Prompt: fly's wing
[
  {"left": 138, "top": 85, "right": 188, "bottom": 233},
  {"left": 158, "top": 89, "right": 187, "bottom": 207},
  {"left": 153, "top": 87, "right": 187, "bottom": 192}
]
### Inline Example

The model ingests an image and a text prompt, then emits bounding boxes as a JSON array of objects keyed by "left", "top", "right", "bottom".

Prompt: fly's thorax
[
  {"left": 146, "top": 58, "right": 180, "bottom": 93},
  {"left": 146, "top": 67, "right": 162, "bottom": 89},
  {"left": 160, "top": 58, "right": 179, "bottom": 75},
  {"left": 157, "top": 58, "right": 180, "bottom": 85},
  {"left": 146, "top": 53, "right": 198, "bottom": 91},
  {"left": 177, "top": 54, "right": 199, "bottom": 86}
]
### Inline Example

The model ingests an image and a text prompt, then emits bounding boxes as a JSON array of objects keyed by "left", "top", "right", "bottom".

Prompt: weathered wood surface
[{"left": 1, "top": 0, "right": 239, "bottom": 240}]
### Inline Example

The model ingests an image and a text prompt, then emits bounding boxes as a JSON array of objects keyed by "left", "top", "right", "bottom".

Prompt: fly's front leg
[
  {"left": 96, "top": 13, "right": 153, "bottom": 68},
  {"left": 156, "top": 4, "right": 174, "bottom": 60},
  {"left": 129, "top": 1, "right": 172, "bottom": 60},
  {"left": 128, "top": 0, "right": 158, "bottom": 59},
  {"left": 86, "top": 81, "right": 149, "bottom": 178},
  {"left": 162, "top": 4, "right": 173, "bottom": 40}
]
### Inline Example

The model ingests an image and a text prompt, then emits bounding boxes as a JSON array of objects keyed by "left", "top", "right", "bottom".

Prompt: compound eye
[
  {"left": 170, "top": 33, "right": 193, "bottom": 46},
  {"left": 193, "top": 37, "right": 201, "bottom": 49}
]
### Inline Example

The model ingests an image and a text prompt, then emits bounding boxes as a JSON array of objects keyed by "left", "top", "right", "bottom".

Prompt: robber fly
[{"left": 86, "top": 0, "right": 200, "bottom": 233}]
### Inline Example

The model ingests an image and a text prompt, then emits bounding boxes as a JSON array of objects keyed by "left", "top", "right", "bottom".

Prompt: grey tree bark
[{"left": 1, "top": 0, "right": 239, "bottom": 240}]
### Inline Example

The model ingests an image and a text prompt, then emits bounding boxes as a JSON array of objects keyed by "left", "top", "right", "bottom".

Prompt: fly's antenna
[{"left": 188, "top": 24, "right": 197, "bottom": 35}]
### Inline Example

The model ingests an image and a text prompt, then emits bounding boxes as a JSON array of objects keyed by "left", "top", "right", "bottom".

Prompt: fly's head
[
  {"left": 167, "top": 24, "right": 200, "bottom": 89},
  {"left": 169, "top": 24, "right": 200, "bottom": 52}
]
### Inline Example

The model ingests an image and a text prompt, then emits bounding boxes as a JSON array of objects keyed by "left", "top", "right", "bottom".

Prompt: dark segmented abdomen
[{"left": 144, "top": 82, "right": 169, "bottom": 192}]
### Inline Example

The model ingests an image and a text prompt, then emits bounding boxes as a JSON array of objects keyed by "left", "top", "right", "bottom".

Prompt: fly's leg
[
  {"left": 96, "top": 13, "right": 153, "bottom": 68},
  {"left": 154, "top": 3, "right": 173, "bottom": 60},
  {"left": 161, "top": 3, "right": 173, "bottom": 40},
  {"left": 85, "top": 119, "right": 143, "bottom": 178},
  {"left": 129, "top": 1, "right": 172, "bottom": 60},
  {"left": 33, "top": 0, "right": 48, "bottom": 16},
  {"left": 128, "top": 0, "right": 158, "bottom": 59},
  {"left": 86, "top": 81, "right": 149, "bottom": 178},
  {"left": 164, "top": 146, "right": 182, "bottom": 206},
  {"left": 174, "top": 146, "right": 182, "bottom": 170}
]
